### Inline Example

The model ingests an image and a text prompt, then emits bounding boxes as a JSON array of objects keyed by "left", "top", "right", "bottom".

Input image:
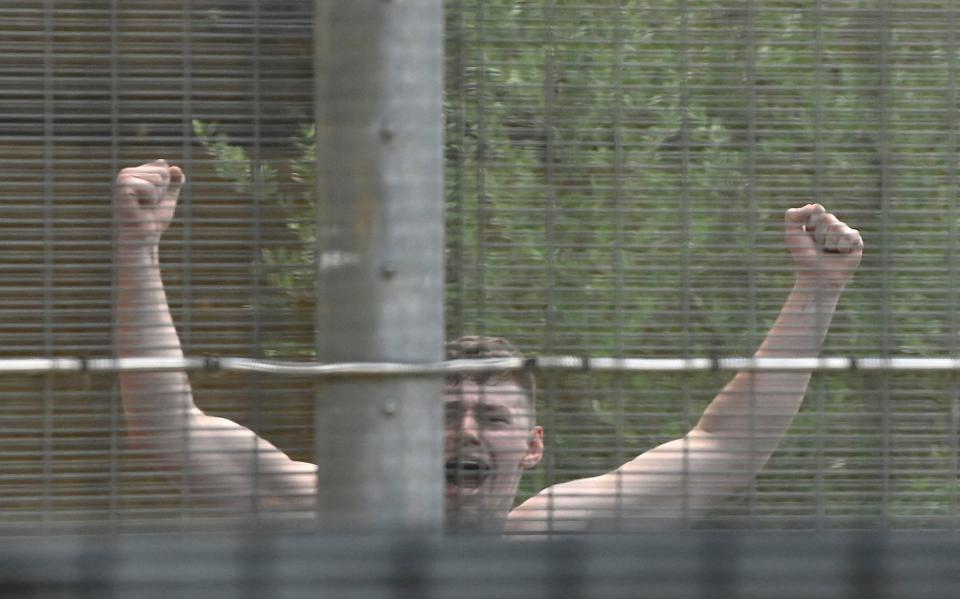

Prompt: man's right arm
[{"left": 115, "top": 160, "right": 316, "bottom": 509}]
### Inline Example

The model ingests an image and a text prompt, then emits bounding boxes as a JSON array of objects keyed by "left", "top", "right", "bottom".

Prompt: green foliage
[
  {"left": 192, "top": 120, "right": 279, "bottom": 196},
  {"left": 193, "top": 119, "right": 317, "bottom": 355}
]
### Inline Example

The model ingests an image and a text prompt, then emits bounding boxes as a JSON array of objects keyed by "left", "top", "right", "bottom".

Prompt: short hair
[{"left": 445, "top": 335, "right": 537, "bottom": 424}]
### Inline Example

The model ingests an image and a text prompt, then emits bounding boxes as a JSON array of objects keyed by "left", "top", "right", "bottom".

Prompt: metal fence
[
  {"left": 3, "top": 0, "right": 960, "bottom": 541},
  {"left": 2, "top": 532, "right": 960, "bottom": 598},
  {"left": 443, "top": 0, "right": 960, "bottom": 531}
]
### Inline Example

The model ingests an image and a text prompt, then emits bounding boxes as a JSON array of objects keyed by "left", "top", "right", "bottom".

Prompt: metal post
[{"left": 313, "top": 1, "right": 444, "bottom": 531}]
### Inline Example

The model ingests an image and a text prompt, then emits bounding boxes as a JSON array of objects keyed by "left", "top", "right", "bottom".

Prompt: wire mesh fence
[
  {"left": 2, "top": 0, "right": 960, "bottom": 542},
  {"left": 2, "top": 531, "right": 960, "bottom": 598},
  {"left": 442, "top": 0, "right": 960, "bottom": 532}
]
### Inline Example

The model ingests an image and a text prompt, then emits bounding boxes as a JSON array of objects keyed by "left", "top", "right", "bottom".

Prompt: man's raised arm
[
  {"left": 115, "top": 160, "right": 316, "bottom": 510},
  {"left": 509, "top": 204, "right": 862, "bottom": 533}
]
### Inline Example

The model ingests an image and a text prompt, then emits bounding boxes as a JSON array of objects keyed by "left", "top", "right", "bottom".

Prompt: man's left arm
[{"left": 508, "top": 204, "right": 862, "bottom": 533}]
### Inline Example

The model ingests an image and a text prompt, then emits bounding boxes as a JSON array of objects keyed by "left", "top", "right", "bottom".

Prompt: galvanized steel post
[{"left": 313, "top": 1, "right": 444, "bottom": 531}]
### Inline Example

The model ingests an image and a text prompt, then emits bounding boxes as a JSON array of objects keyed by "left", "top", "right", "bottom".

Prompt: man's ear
[{"left": 521, "top": 426, "right": 544, "bottom": 469}]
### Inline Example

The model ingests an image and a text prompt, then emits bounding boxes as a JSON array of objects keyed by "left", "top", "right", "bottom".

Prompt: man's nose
[{"left": 453, "top": 413, "right": 482, "bottom": 442}]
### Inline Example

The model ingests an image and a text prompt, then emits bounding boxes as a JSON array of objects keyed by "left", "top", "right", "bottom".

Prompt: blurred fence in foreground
[{"left": 1, "top": 532, "right": 959, "bottom": 599}]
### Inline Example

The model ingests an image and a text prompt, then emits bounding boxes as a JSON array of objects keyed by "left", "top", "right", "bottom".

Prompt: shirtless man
[{"left": 115, "top": 160, "right": 863, "bottom": 534}]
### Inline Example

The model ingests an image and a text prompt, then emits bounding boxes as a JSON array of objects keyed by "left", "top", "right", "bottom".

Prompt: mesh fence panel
[
  {"left": 1, "top": 0, "right": 317, "bottom": 532},
  {"left": 1, "top": 532, "right": 960, "bottom": 598},
  {"left": 445, "top": 0, "right": 960, "bottom": 530},
  {"left": 1, "top": 0, "right": 959, "bottom": 537}
]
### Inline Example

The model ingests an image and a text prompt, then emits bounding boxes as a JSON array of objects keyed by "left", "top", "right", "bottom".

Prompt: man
[{"left": 115, "top": 160, "right": 863, "bottom": 534}]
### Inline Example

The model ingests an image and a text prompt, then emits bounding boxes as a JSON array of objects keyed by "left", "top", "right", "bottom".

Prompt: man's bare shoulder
[
  {"left": 505, "top": 466, "right": 698, "bottom": 534},
  {"left": 505, "top": 475, "right": 612, "bottom": 535}
]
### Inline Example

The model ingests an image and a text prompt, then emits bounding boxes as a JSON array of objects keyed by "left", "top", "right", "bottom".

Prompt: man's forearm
[
  {"left": 117, "top": 245, "right": 178, "bottom": 356},
  {"left": 116, "top": 243, "right": 196, "bottom": 424},
  {"left": 695, "top": 277, "right": 844, "bottom": 443},
  {"left": 756, "top": 275, "right": 844, "bottom": 357}
]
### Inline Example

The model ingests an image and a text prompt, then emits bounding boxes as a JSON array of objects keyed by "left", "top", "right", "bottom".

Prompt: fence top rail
[{"left": 0, "top": 356, "right": 959, "bottom": 375}]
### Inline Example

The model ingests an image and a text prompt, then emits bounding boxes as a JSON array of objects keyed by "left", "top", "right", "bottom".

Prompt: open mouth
[{"left": 445, "top": 458, "right": 490, "bottom": 489}]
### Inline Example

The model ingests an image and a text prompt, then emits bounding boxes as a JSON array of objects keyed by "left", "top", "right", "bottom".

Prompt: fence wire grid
[
  {"left": 2, "top": 532, "right": 959, "bottom": 599},
  {"left": 2, "top": 0, "right": 960, "bottom": 549}
]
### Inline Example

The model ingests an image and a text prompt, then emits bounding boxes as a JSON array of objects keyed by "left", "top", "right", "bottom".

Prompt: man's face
[{"left": 443, "top": 378, "right": 544, "bottom": 530}]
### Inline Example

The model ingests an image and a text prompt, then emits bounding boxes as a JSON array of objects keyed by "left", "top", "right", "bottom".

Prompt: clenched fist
[
  {"left": 784, "top": 204, "right": 863, "bottom": 289},
  {"left": 115, "top": 159, "right": 185, "bottom": 245}
]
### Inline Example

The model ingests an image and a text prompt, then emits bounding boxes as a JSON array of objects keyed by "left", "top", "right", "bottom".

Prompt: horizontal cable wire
[{"left": 3, "top": 355, "right": 960, "bottom": 375}]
